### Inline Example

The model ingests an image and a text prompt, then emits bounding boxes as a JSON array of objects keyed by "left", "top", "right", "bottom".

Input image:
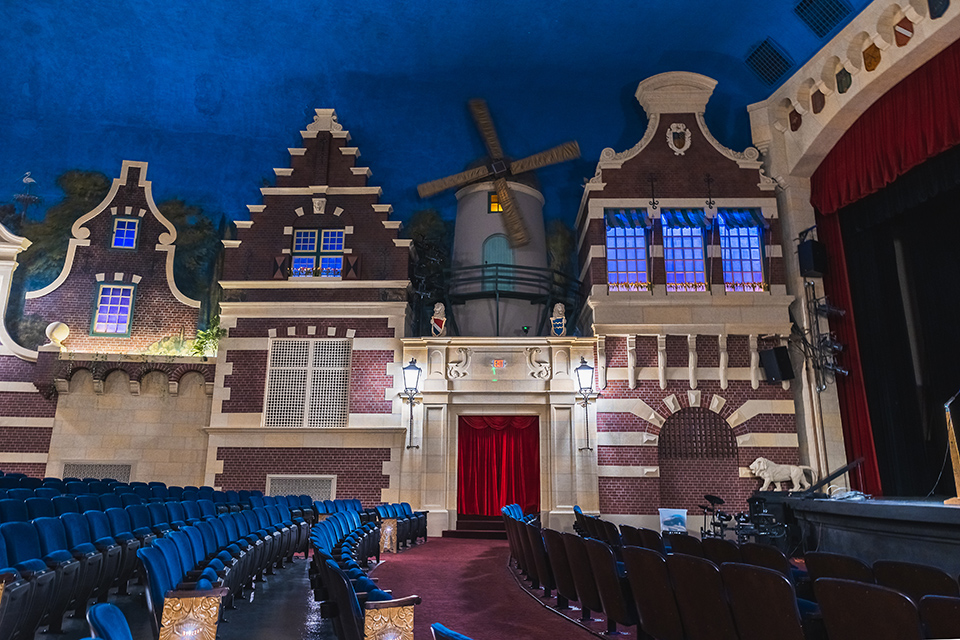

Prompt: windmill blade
[
  {"left": 509, "top": 141, "right": 581, "bottom": 175},
  {"left": 469, "top": 99, "right": 505, "bottom": 160},
  {"left": 417, "top": 165, "right": 492, "bottom": 199},
  {"left": 494, "top": 178, "right": 530, "bottom": 248}
]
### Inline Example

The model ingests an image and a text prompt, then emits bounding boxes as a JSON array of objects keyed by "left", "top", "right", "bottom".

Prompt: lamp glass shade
[
  {"left": 575, "top": 357, "right": 594, "bottom": 395},
  {"left": 402, "top": 358, "right": 421, "bottom": 395}
]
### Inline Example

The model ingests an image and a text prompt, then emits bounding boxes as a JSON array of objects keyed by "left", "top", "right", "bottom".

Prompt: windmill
[{"left": 417, "top": 99, "right": 580, "bottom": 247}]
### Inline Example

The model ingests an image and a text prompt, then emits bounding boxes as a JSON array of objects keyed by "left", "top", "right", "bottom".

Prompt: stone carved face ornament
[
  {"left": 433, "top": 303, "right": 445, "bottom": 318},
  {"left": 667, "top": 123, "right": 692, "bottom": 156}
]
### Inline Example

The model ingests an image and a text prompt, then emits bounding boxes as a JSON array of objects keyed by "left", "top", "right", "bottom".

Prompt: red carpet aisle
[{"left": 372, "top": 538, "right": 596, "bottom": 640}]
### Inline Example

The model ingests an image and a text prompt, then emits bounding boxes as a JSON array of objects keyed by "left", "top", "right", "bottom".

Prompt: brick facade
[{"left": 215, "top": 446, "right": 391, "bottom": 507}]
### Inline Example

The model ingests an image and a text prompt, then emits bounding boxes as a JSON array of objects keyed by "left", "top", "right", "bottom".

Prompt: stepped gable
[
  {"left": 584, "top": 72, "right": 777, "bottom": 200},
  {"left": 221, "top": 109, "right": 411, "bottom": 304},
  {"left": 21, "top": 161, "right": 200, "bottom": 353}
]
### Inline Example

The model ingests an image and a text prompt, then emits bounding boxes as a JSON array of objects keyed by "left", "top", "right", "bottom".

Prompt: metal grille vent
[
  {"left": 266, "top": 475, "right": 335, "bottom": 501},
  {"left": 745, "top": 38, "right": 794, "bottom": 86},
  {"left": 794, "top": 0, "right": 851, "bottom": 38},
  {"left": 63, "top": 463, "right": 132, "bottom": 482},
  {"left": 658, "top": 408, "right": 737, "bottom": 459},
  {"left": 264, "top": 339, "right": 351, "bottom": 428}
]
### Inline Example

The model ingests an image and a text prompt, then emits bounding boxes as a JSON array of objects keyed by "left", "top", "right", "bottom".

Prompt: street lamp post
[
  {"left": 402, "top": 358, "right": 422, "bottom": 449},
  {"left": 574, "top": 356, "right": 595, "bottom": 451}
]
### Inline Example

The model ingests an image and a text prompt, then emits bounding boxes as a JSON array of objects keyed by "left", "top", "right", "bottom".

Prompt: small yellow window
[{"left": 489, "top": 193, "right": 503, "bottom": 213}]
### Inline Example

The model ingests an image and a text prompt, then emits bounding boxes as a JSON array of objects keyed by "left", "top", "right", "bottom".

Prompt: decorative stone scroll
[
  {"left": 159, "top": 589, "right": 227, "bottom": 640},
  {"left": 525, "top": 348, "right": 551, "bottom": 379},
  {"left": 446, "top": 348, "right": 471, "bottom": 379},
  {"left": 364, "top": 604, "right": 415, "bottom": 640}
]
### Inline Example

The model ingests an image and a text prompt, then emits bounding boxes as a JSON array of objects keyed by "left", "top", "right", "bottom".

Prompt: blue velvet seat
[
  {"left": 34, "top": 516, "right": 101, "bottom": 619},
  {"left": 66, "top": 481, "right": 90, "bottom": 495},
  {"left": 86, "top": 509, "right": 138, "bottom": 596},
  {"left": 0, "top": 498, "right": 29, "bottom": 523},
  {"left": 131, "top": 485, "right": 152, "bottom": 502},
  {"left": 109, "top": 506, "right": 156, "bottom": 546},
  {"left": 0, "top": 533, "right": 42, "bottom": 640},
  {"left": 98, "top": 493, "right": 122, "bottom": 510},
  {"left": 61, "top": 512, "right": 121, "bottom": 603},
  {"left": 76, "top": 494, "right": 101, "bottom": 513},
  {"left": 7, "top": 488, "right": 33, "bottom": 501},
  {"left": 52, "top": 495, "right": 80, "bottom": 515},
  {"left": 85, "top": 602, "right": 133, "bottom": 640},
  {"left": 1, "top": 520, "right": 79, "bottom": 633},
  {"left": 119, "top": 492, "right": 142, "bottom": 507},
  {"left": 181, "top": 500, "right": 203, "bottom": 524},
  {"left": 165, "top": 501, "right": 189, "bottom": 528},
  {"left": 87, "top": 481, "right": 110, "bottom": 495},
  {"left": 146, "top": 502, "right": 175, "bottom": 534},
  {"left": 431, "top": 623, "right": 475, "bottom": 640},
  {"left": 181, "top": 489, "right": 199, "bottom": 501},
  {"left": 19, "top": 477, "right": 42, "bottom": 490},
  {"left": 166, "top": 486, "right": 184, "bottom": 501}
]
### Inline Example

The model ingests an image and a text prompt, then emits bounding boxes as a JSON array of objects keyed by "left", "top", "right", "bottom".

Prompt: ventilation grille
[
  {"left": 794, "top": 0, "right": 851, "bottom": 38},
  {"left": 658, "top": 408, "right": 738, "bottom": 459},
  {"left": 266, "top": 475, "right": 335, "bottom": 501},
  {"left": 264, "top": 339, "right": 351, "bottom": 428},
  {"left": 745, "top": 38, "right": 794, "bottom": 85},
  {"left": 63, "top": 463, "right": 132, "bottom": 482}
]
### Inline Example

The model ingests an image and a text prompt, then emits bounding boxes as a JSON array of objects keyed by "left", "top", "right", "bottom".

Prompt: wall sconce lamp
[
  {"left": 402, "top": 358, "right": 422, "bottom": 449},
  {"left": 575, "top": 356, "right": 595, "bottom": 451}
]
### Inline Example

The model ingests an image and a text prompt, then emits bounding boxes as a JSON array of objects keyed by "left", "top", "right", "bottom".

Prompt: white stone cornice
[{"left": 219, "top": 279, "right": 409, "bottom": 290}]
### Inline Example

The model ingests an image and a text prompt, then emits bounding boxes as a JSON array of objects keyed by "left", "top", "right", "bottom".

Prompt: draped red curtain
[
  {"left": 457, "top": 415, "right": 539, "bottom": 516},
  {"left": 809, "top": 39, "right": 960, "bottom": 495},
  {"left": 810, "top": 38, "right": 960, "bottom": 216}
]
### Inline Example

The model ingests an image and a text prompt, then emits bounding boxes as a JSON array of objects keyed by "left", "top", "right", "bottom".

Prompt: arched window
[{"left": 482, "top": 234, "right": 513, "bottom": 291}]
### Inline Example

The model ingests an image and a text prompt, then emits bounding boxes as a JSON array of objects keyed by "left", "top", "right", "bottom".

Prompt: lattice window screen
[
  {"left": 658, "top": 407, "right": 737, "bottom": 459},
  {"left": 63, "top": 463, "right": 132, "bottom": 482},
  {"left": 264, "top": 339, "right": 351, "bottom": 428},
  {"left": 266, "top": 475, "right": 336, "bottom": 501}
]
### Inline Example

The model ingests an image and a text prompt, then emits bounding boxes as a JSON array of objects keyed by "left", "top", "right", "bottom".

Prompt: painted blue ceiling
[{"left": 0, "top": 1, "right": 869, "bottom": 226}]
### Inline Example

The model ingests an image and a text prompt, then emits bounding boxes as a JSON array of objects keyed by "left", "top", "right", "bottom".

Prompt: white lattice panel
[
  {"left": 63, "top": 463, "right": 132, "bottom": 482},
  {"left": 266, "top": 475, "right": 335, "bottom": 501},
  {"left": 264, "top": 339, "right": 351, "bottom": 428}
]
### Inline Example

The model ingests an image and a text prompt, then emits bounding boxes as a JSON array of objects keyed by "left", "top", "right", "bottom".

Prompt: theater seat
[
  {"left": 873, "top": 559, "right": 960, "bottom": 602},
  {"left": 622, "top": 545, "right": 684, "bottom": 640},
  {"left": 431, "top": 623, "right": 475, "bottom": 640},
  {"left": 562, "top": 532, "right": 604, "bottom": 622},
  {"left": 86, "top": 602, "right": 134, "bottom": 640},
  {"left": 541, "top": 528, "right": 579, "bottom": 612},
  {"left": 920, "top": 595, "right": 960, "bottom": 639},
  {"left": 86, "top": 509, "right": 139, "bottom": 596},
  {"left": 61, "top": 511, "right": 122, "bottom": 603},
  {"left": 583, "top": 537, "right": 638, "bottom": 634},
  {"left": 721, "top": 562, "right": 805, "bottom": 640},
  {"left": 666, "top": 552, "right": 739, "bottom": 640},
  {"left": 702, "top": 538, "right": 742, "bottom": 565},
  {"left": 34, "top": 516, "right": 102, "bottom": 619},
  {"left": 0, "top": 499, "right": 29, "bottom": 523},
  {"left": 815, "top": 578, "right": 924, "bottom": 640},
  {"left": 804, "top": 551, "right": 874, "bottom": 584}
]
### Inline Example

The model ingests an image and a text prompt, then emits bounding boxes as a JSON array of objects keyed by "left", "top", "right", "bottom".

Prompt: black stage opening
[{"left": 837, "top": 143, "right": 960, "bottom": 497}]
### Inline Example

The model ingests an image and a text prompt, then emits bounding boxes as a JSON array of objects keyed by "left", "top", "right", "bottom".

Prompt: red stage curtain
[
  {"left": 816, "top": 214, "right": 884, "bottom": 495},
  {"left": 457, "top": 415, "right": 539, "bottom": 516},
  {"left": 811, "top": 38, "right": 960, "bottom": 215},
  {"left": 809, "top": 39, "right": 960, "bottom": 496}
]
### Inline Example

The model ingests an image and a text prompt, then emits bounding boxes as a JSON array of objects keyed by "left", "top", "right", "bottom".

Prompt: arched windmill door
[
  {"left": 482, "top": 233, "right": 514, "bottom": 292},
  {"left": 457, "top": 415, "right": 539, "bottom": 516}
]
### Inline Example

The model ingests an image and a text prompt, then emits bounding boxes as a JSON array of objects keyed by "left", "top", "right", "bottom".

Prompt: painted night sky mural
[{"left": 1, "top": 1, "right": 868, "bottom": 227}]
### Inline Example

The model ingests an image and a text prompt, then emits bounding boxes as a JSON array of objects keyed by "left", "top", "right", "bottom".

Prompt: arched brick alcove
[{"left": 658, "top": 407, "right": 743, "bottom": 511}]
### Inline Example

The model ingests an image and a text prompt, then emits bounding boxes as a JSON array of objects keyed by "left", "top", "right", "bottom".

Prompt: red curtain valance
[
  {"left": 457, "top": 415, "right": 539, "bottom": 517},
  {"left": 811, "top": 38, "right": 960, "bottom": 216}
]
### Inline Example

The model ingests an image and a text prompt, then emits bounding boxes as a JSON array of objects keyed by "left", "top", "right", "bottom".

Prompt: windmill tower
[{"left": 418, "top": 100, "right": 580, "bottom": 336}]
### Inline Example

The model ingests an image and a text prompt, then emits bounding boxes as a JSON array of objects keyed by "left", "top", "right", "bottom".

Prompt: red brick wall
[
  {"left": 230, "top": 317, "right": 395, "bottom": 339},
  {"left": 349, "top": 350, "right": 394, "bottom": 414},
  {"left": 599, "top": 477, "right": 660, "bottom": 515},
  {"left": 0, "top": 392, "right": 56, "bottom": 418},
  {"left": 215, "top": 446, "right": 391, "bottom": 507},
  {"left": 221, "top": 351, "right": 267, "bottom": 413},
  {"left": 0, "top": 427, "right": 53, "bottom": 453},
  {"left": 23, "top": 164, "right": 200, "bottom": 352},
  {"left": 0, "top": 463, "right": 46, "bottom": 478}
]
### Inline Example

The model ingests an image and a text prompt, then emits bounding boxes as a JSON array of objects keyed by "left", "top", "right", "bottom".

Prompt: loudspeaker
[
  {"left": 798, "top": 239, "right": 828, "bottom": 277},
  {"left": 759, "top": 346, "right": 794, "bottom": 382}
]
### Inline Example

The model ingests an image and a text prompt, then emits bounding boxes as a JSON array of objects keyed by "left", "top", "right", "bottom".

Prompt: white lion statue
[
  {"left": 552, "top": 303, "right": 565, "bottom": 318},
  {"left": 433, "top": 302, "right": 445, "bottom": 318},
  {"left": 749, "top": 457, "right": 818, "bottom": 492}
]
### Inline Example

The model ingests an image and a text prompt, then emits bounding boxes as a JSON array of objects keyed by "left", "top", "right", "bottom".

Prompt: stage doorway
[{"left": 457, "top": 415, "right": 540, "bottom": 517}]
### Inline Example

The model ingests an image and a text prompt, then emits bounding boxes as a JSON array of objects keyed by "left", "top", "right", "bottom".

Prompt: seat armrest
[
  {"left": 166, "top": 586, "right": 230, "bottom": 599},
  {"left": 364, "top": 595, "right": 422, "bottom": 609}
]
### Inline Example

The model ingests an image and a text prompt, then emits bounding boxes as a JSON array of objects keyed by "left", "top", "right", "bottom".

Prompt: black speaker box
[
  {"left": 759, "top": 346, "right": 794, "bottom": 382},
  {"left": 798, "top": 239, "right": 828, "bottom": 277}
]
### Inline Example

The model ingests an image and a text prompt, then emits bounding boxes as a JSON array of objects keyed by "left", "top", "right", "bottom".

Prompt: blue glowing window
[
  {"left": 93, "top": 285, "right": 134, "bottom": 335},
  {"left": 319, "top": 256, "right": 343, "bottom": 277},
  {"left": 293, "top": 230, "right": 317, "bottom": 253},
  {"left": 112, "top": 218, "right": 139, "bottom": 249},
  {"left": 605, "top": 225, "right": 648, "bottom": 291},
  {"left": 719, "top": 219, "right": 765, "bottom": 292},
  {"left": 321, "top": 230, "right": 344, "bottom": 252},
  {"left": 291, "top": 256, "right": 315, "bottom": 277},
  {"left": 662, "top": 216, "right": 706, "bottom": 291}
]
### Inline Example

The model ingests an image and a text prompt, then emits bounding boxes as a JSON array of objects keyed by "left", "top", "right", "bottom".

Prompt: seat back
[
  {"left": 622, "top": 545, "right": 684, "bottom": 640},
  {"left": 197, "top": 499, "right": 218, "bottom": 518},
  {"left": 137, "top": 546, "right": 172, "bottom": 636},
  {"left": 702, "top": 538, "right": 742, "bottom": 565},
  {"left": 7, "top": 488, "right": 33, "bottom": 501},
  {"left": 86, "top": 602, "right": 134, "bottom": 640},
  {"left": 35, "top": 486, "right": 61, "bottom": 499},
  {"left": 583, "top": 537, "right": 637, "bottom": 627},
  {"left": 120, "top": 493, "right": 143, "bottom": 507},
  {"left": 663, "top": 532, "right": 703, "bottom": 557},
  {"left": 541, "top": 528, "right": 578, "bottom": 604},
  {"left": 182, "top": 500, "right": 202, "bottom": 521},
  {"left": 562, "top": 532, "right": 603, "bottom": 613},
  {"left": 873, "top": 559, "right": 960, "bottom": 601},
  {"left": 66, "top": 481, "right": 90, "bottom": 495},
  {"left": 523, "top": 523, "right": 555, "bottom": 592},
  {"left": 53, "top": 495, "right": 80, "bottom": 515},
  {"left": 815, "top": 577, "right": 924, "bottom": 640},
  {"left": 26, "top": 497, "right": 56, "bottom": 520},
  {"left": 77, "top": 494, "right": 101, "bottom": 512},
  {"left": 804, "top": 551, "right": 874, "bottom": 583},
  {"left": 721, "top": 562, "right": 805, "bottom": 640},
  {"left": 0, "top": 498, "right": 29, "bottom": 523},
  {"left": 666, "top": 553, "right": 739, "bottom": 640},
  {"left": 0, "top": 520, "right": 44, "bottom": 565},
  {"left": 622, "top": 526, "right": 665, "bottom": 554},
  {"left": 740, "top": 542, "right": 792, "bottom": 577},
  {"left": 86, "top": 510, "right": 115, "bottom": 542},
  {"left": 61, "top": 511, "right": 96, "bottom": 547},
  {"left": 147, "top": 502, "right": 171, "bottom": 528},
  {"left": 919, "top": 595, "right": 960, "bottom": 640},
  {"left": 99, "top": 494, "right": 123, "bottom": 510}
]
